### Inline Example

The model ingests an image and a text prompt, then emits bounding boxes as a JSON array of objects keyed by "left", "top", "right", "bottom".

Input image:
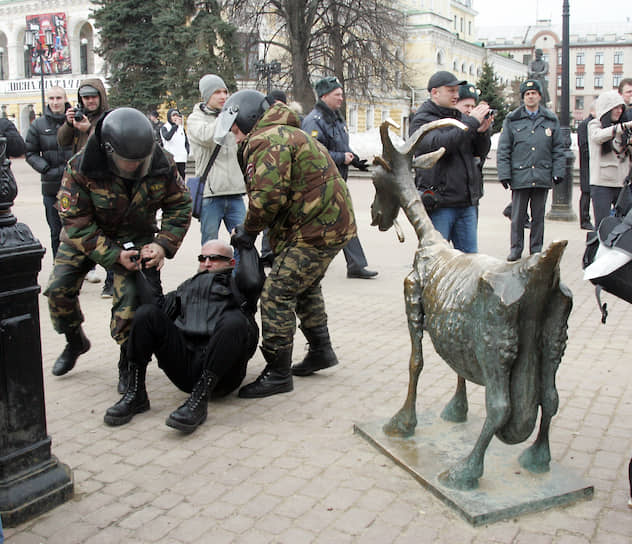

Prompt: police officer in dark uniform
[{"left": 302, "top": 77, "right": 377, "bottom": 279}]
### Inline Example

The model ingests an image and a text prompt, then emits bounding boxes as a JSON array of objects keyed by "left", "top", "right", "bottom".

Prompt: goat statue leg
[
  {"left": 383, "top": 272, "right": 424, "bottom": 437},
  {"left": 519, "top": 283, "right": 572, "bottom": 473},
  {"left": 440, "top": 375, "right": 468, "bottom": 423}
]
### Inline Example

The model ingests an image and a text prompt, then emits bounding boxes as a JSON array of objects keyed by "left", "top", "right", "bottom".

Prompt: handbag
[{"left": 186, "top": 144, "right": 221, "bottom": 220}]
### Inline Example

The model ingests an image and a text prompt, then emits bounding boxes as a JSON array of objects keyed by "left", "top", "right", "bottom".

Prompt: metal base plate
[{"left": 354, "top": 411, "right": 593, "bottom": 526}]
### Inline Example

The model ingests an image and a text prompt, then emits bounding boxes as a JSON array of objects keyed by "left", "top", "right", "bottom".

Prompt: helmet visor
[
  {"left": 106, "top": 146, "right": 154, "bottom": 181},
  {"left": 214, "top": 105, "right": 239, "bottom": 145}
]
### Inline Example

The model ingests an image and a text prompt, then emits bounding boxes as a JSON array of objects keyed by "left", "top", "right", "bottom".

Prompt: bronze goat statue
[{"left": 371, "top": 119, "right": 572, "bottom": 490}]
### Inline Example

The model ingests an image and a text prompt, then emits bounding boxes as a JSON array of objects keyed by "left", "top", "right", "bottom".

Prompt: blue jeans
[
  {"left": 200, "top": 195, "right": 246, "bottom": 244},
  {"left": 429, "top": 205, "right": 478, "bottom": 253}
]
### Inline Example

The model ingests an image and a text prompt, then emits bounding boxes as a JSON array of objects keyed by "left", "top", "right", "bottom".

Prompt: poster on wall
[{"left": 25, "top": 13, "right": 71, "bottom": 75}]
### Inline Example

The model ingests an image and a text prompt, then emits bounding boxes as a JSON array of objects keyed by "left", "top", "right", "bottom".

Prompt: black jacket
[
  {"left": 577, "top": 114, "right": 593, "bottom": 192},
  {"left": 411, "top": 99, "right": 490, "bottom": 208},
  {"left": 25, "top": 105, "right": 73, "bottom": 196},
  {"left": 0, "top": 118, "right": 25, "bottom": 158}
]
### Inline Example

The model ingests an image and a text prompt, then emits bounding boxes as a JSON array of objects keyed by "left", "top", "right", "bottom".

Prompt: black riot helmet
[
  {"left": 101, "top": 107, "right": 155, "bottom": 180},
  {"left": 214, "top": 90, "right": 269, "bottom": 144}
]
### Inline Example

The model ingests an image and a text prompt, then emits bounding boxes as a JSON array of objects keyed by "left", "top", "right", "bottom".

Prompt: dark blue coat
[{"left": 302, "top": 101, "right": 352, "bottom": 180}]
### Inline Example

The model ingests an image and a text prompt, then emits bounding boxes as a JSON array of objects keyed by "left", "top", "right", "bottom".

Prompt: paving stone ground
[{"left": 4, "top": 157, "right": 632, "bottom": 543}]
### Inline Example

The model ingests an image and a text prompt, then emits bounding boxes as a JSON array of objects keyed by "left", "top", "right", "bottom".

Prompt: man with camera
[
  {"left": 45, "top": 107, "right": 192, "bottom": 393},
  {"left": 411, "top": 71, "right": 492, "bottom": 254},
  {"left": 57, "top": 78, "right": 112, "bottom": 290}
]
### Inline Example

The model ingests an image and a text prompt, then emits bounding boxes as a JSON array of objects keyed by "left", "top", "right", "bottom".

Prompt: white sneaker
[{"left": 85, "top": 269, "right": 101, "bottom": 283}]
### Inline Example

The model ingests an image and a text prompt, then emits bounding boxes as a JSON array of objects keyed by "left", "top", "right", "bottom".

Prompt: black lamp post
[
  {"left": 547, "top": 0, "right": 576, "bottom": 221},
  {"left": 255, "top": 59, "right": 281, "bottom": 94},
  {"left": 24, "top": 28, "right": 53, "bottom": 116},
  {"left": 0, "top": 47, "right": 4, "bottom": 80}
]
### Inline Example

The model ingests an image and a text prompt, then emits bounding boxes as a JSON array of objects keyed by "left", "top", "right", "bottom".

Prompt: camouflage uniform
[
  {"left": 240, "top": 103, "right": 357, "bottom": 351},
  {"left": 44, "top": 131, "right": 192, "bottom": 345}
]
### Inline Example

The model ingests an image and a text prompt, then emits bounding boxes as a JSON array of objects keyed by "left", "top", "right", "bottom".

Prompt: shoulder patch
[
  {"left": 246, "top": 162, "right": 255, "bottom": 183},
  {"left": 58, "top": 189, "right": 77, "bottom": 212}
]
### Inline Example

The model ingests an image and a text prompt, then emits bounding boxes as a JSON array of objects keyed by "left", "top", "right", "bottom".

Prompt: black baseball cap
[{"left": 427, "top": 71, "right": 466, "bottom": 91}]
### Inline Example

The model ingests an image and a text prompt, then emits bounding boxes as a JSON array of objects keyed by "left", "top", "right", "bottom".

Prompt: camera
[
  {"left": 484, "top": 109, "right": 497, "bottom": 119},
  {"left": 74, "top": 105, "right": 85, "bottom": 123}
]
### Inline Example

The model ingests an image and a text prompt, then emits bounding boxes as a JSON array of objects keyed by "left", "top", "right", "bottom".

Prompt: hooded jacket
[
  {"left": 240, "top": 103, "right": 356, "bottom": 254},
  {"left": 588, "top": 90, "right": 631, "bottom": 188},
  {"left": 25, "top": 103, "right": 73, "bottom": 196},
  {"left": 497, "top": 104, "right": 565, "bottom": 190},
  {"left": 57, "top": 78, "right": 109, "bottom": 153},
  {"left": 56, "top": 113, "right": 192, "bottom": 269},
  {"left": 410, "top": 99, "right": 490, "bottom": 207},
  {"left": 187, "top": 102, "right": 245, "bottom": 197},
  {"left": 161, "top": 108, "right": 189, "bottom": 163}
]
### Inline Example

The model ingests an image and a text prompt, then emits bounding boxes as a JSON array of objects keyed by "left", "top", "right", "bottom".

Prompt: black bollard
[{"left": 0, "top": 138, "right": 73, "bottom": 527}]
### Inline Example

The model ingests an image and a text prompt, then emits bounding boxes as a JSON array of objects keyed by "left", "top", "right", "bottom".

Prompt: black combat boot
[
  {"left": 52, "top": 326, "right": 91, "bottom": 376},
  {"left": 165, "top": 369, "right": 217, "bottom": 433},
  {"left": 238, "top": 346, "right": 293, "bottom": 398},
  {"left": 117, "top": 343, "right": 130, "bottom": 394},
  {"left": 291, "top": 325, "right": 339, "bottom": 376},
  {"left": 103, "top": 362, "right": 150, "bottom": 426}
]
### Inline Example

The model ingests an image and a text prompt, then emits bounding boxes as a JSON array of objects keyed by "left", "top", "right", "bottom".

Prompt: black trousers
[
  {"left": 128, "top": 305, "right": 258, "bottom": 395},
  {"left": 510, "top": 188, "right": 548, "bottom": 256}
]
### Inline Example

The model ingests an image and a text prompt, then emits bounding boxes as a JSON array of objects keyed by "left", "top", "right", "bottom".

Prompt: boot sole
[
  {"left": 103, "top": 400, "right": 150, "bottom": 426},
  {"left": 238, "top": 382, "right": 294, "bottom": 399},
  {"left": 292, "top": 360, "right": 338, "bottom": 377},
  {"left": 165, "top": 412, "right": 207, "bottom": 433}
]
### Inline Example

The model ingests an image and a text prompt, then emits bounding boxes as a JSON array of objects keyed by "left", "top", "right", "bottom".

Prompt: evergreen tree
[
  {"left": 91, "top": 0, "right": 165, "bottom": 110},
  {"left": 155, "top": 1, "right": 242, "bottom": 115},
  {"left": 476, "top": 62, "right": 507, "bottom": 133}
]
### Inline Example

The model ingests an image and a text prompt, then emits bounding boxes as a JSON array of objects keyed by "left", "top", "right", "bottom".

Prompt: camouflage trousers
[
  {"left": 44, "top": 242, "right": 156, "bottom": 345},
  {"left": 260, "top": 244, "right": 340, "bottom": 352}
]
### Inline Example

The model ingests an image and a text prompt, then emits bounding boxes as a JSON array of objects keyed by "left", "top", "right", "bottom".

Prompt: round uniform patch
[{"left": 59, "top": 194, "right": 71, "bottom": 212}]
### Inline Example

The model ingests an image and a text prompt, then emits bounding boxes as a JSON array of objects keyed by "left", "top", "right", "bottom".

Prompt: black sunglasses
[{"left": 198, "top": 254, "right": 231, "bottom": 262}]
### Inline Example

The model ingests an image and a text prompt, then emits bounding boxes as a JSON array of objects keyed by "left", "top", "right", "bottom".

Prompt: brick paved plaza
[{"left": 3, "top": 157, "right": 632, "bottom": 543}]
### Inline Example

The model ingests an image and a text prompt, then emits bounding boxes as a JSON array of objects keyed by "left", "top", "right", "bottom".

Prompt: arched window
[
  {"left": 79, "top": 23, "right": 94, "bottom": 75},
  {"left": 436, "top": 50, "right": 445, "bottom": 66}
]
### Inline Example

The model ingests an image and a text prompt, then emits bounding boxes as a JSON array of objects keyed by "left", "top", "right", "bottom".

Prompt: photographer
[
  {"left": 411, "top": 71, "right": 492, "bottom": 254},
  {"left": 588, "top": 90, "right": 632, "bottom": 227},
  {"left": 57, "top": 79, "right": 113, "bottom": 291}
]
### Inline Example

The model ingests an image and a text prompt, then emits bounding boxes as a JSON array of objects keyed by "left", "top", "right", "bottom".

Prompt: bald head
[{"left": 198, "top": 239, "right": 235, "bottom": 272}]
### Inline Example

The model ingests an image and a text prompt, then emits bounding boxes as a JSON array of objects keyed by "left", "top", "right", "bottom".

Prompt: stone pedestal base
[{"left": 354, "top": 411, "right": 593, "bottom": 526}]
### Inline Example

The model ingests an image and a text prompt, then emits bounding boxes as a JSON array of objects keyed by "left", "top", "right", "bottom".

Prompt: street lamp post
[
  {"left": 547, "top": 0, "right": 576, "bottom": 221},
  {"left": 0, "top": 47, "right": 4, "bottom": 80},
  {"left": 25, "top": 28, "right": 53, "bottom": 116},
  {"left": 255, "top": 59, "right": 281, "bottom": 94}
]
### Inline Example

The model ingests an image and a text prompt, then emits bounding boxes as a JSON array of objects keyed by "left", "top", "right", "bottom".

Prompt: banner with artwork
[{"left": 25, "top": 13, "right": 71, "bottom": 75}]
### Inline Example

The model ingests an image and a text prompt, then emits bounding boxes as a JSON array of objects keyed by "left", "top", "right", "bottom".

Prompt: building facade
[{"left": 478, "top": 21, "right": 632, "bottom": 125}]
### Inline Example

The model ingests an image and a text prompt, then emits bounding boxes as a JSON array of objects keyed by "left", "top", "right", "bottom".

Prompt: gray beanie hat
[{"left": 199, "top": 74, "right": 227, "bottom": 104}]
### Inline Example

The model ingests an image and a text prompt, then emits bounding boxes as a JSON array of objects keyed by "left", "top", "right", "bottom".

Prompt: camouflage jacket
[
  {"left": 241, "top": 104, "right": 357, "bottom": 253},
  {"left": 57, "top": 132, "right": 192, "bottom": 269}
]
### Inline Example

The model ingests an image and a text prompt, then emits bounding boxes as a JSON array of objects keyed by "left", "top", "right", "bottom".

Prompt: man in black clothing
[
  {"left": 577, "top": 104, "right": 595, "bottom": 230},
  {"left": 25, "top": 85, "right": 73, "bottom": 257},
  {"left": 410, "top": 71, "right": 492, "bottom": 254},
  {"left": 103, "top": 239, "right": 258, "bottom": 433}
]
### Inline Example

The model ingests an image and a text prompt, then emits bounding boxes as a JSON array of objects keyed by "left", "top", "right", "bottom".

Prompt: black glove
[
  {"left": 230, "top": 224, "right": 257, "bottom": 249},
  {"left": 553, "top": 176, "right": 564, "bottom": 185},
  {"left": 351, "top": 153, "right": 369, "bottom": 172},
  {"left": 500, "top": 180, "right": 510, "bottom": 190}
]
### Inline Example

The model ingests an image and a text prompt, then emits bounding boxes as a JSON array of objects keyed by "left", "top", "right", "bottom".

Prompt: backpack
[{"left": 582, "top": 182, "right": 632, "bottom": 323}]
